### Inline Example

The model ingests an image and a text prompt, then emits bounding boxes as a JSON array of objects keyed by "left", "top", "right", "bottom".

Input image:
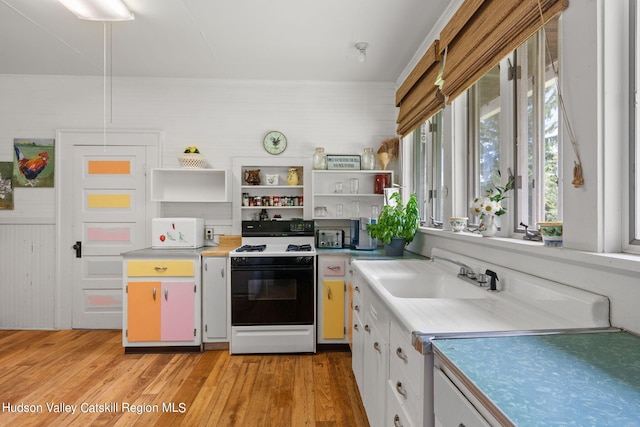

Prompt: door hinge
[
  {"left": 508, "top": 64, "right": 521, "bottom": 81},
  {"left": 194, "top": 328, "right": 197, "bottom": 337},
  {"left": 428, "top": 122, "right": 437, "bottom": 133},
  {"left": 204, "top": 263, "right": 208, "bottom": 272},
  {"left": 125, "top": 285, "right": 128, "bottom": 293},
  {"left": 205, "top": 324, "right": 208, "bottom": 332}
]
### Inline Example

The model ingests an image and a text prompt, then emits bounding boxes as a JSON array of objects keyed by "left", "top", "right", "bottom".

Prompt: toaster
[{"left": 316, "top": 229, "right": 344, "bottom": 249}]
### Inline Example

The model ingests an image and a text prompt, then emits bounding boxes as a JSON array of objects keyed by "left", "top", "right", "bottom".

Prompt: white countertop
[{"left": 352, "top": 249, "right": 610, "bottom": 340}]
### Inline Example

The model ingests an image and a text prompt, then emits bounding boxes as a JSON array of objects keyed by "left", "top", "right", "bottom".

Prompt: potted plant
[{"left": 367, "top": 192, "right": 419, "bottom": 256}]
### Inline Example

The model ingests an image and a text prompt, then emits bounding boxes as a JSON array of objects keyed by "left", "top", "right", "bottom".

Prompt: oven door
[{"left": 231, "top": 256, "right": 315, "bottom": 326}]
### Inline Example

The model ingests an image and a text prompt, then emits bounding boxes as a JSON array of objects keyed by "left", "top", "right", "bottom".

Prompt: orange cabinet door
[{"left": 127, "top": 281, "right": 161, "bottom": 341}]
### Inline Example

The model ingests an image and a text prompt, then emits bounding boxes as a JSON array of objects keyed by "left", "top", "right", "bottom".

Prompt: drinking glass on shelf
[
  {"left": 350, "top": 178, "right": 359, "bottom": 194},
  {"left": 335, "top": 182, "right": 343, "bottom": 193},
  {"left": 336, "top": 204, "right": 343, "bottom": 217},
  {"left": 371, "top": 205, "right": 380, "bottom": 218},
  {"left": 352, "top": 201, "right": 360, "bottom": 216}
]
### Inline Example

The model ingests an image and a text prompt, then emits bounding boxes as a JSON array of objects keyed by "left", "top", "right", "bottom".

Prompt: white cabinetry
[
  {"left": 151, "top": 168, "right": 229, "bottom": 202},
  {"left": 433, "top": 351, "right": 500, "bottom": 427},
  {"left": 312, "top": 170, "right": 392, "bottom": 219},
  {"left": 202, "top": 256, "right": 228, "bottom": 346},
  {"left": 351, "top": 267, "right": 390, "bottom": 427},
  {"left": 388, "top": 320, "right": 429, "bottom": 427}
]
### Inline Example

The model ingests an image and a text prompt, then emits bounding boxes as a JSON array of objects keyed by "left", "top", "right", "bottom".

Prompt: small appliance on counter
[
  {"left": 152, "top": 217, "right": 204, "bottom": 248},
  {"left": 350, "top": 217, "right": 377, "bottom": 250},
  {"left": 316, "top": 229, "right": 344, "bottom": 249}
]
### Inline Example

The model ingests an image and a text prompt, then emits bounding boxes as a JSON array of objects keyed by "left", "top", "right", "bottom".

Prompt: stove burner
[
  {"left": 236, "top": 244, "right": 267, "bottom": 253},
  {"left": 286, "top": 244, "right": 312, "bottom": 252}
]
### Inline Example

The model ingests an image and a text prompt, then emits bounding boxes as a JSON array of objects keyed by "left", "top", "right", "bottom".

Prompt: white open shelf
[{"left": 151, "top": 168, "right": 228, "bottom": 202}]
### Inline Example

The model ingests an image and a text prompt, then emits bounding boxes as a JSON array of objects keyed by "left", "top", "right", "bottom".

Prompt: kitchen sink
[{"left": 373, "top": 272, "right": 488, "bottom": 299}]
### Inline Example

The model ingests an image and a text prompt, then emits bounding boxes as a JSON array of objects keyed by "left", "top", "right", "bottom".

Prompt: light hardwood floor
[{"left": 0, "top": 330, "right": 369, "bottom": 426}]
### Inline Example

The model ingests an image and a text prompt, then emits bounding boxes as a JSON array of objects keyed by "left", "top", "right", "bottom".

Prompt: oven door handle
[{"left": 231, "top": 265, "right": 313, "bottom": 272}]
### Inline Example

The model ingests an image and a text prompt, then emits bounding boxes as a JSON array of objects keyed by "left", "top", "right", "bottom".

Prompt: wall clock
[{"left": 263, "top": 130, "right": 287, "bottom": 155}]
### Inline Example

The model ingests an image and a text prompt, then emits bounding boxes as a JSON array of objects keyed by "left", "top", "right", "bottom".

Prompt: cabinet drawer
[
  {"left": 320, "top": 258, "right": 346, "bottom": 276},
  {"left": 127, "top": 260, "right": 194, "bottom": 277},
  {"left": 434, "top": 368, "right": 490, "bottom": 427},
  {"left": 390, "top": 320, "right": 425, "bottom": 396}
]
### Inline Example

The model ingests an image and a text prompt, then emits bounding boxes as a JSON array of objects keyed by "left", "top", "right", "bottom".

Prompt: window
[
  {"left": 632, "top": 0, "right": 640, "bottom": 245},
  {"left": 467, "top": 18, "right": 561, "bottom": 231},
  {"left": 412, "top": 111, "right": 444, "bottom": 226}
]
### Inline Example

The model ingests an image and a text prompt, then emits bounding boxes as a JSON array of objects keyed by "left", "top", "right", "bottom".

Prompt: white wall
[{"left": 0, "top": 76, "right": 397, "bottom": 329}]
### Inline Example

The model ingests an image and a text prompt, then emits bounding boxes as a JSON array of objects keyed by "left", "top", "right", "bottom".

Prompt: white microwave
[{"left": 151, "top": 218, "right": 204, "bottom": 248}]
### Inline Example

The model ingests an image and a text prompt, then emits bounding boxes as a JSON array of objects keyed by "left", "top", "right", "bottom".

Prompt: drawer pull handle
[
  {"left": 164, "top": 288, "right": 168, "bottom": 301},
  {"left": 154, "top": 266, "right": 168, "bottom": 272},
  {"left": 354, "top": 305, "right": 360, "bottom": 312},
  {"left": 396, "top": 381, "right": 407, "bottom": 398},
  {"left": 353, "top": 324, "right": 359, "bottom": 331},
  {"left": 327, "top": 286, "right": 333, "bottom": 300},
  {"left": 396, "top": 347, "right": 408, "bottom": 361},
  {"left": 354, "top": 286, "right": 360, "bottom": 293},
  {"left": 152, "top": 287, "right": 157, "bottom": 300},
  {"left": 373, "top": 342, "right": 381, "bottom": 352},
  {"left": 394, "top": 414, "right": 403, "bottom": 427},
  {"left": 364, "top": 324, "right": 370, "bottom": 332},
  {"left": 327, "top": 265, "right": 341, "bottom": 271}
]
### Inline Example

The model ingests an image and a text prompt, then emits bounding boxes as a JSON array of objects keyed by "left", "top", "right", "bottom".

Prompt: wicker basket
[{"left": 177, "top": 153, "right": 206, "bottom": 168}]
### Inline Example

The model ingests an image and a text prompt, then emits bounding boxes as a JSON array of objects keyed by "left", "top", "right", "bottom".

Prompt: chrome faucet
[
  {"left": 430, "top": 255, "right": 474, "bottom": 277},
  {"left": 431, "top": 255, "right": 492, "bottom": 288}
]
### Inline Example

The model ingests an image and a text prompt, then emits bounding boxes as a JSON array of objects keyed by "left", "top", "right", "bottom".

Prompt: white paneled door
[{"left": 70, "top": 145, "right": 148, "bottom": 329}]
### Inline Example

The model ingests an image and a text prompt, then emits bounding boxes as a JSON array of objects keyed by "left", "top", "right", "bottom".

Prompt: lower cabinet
[
  {"left": 202, "top": 256, "right": 228, "bottom": 344},
  {"left": 127, "top": 281, "right": 195, "bottom": 341},
  {"left": 433, "top": 368, "right": 491, "bottom": 427},
  {"left": 317, "top": 254, "right": 349, "bottom": 344},
  {"left": 123, "top": 256, "right": 201, "bottom": 349}
]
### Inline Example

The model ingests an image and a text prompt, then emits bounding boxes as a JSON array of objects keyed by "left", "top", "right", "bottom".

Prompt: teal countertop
[
  {"left": 433, "top": 331, "right": 640, "bottom": 426},
  {"left": 316, "top": 247, "right": 426, "bottom": 260}
]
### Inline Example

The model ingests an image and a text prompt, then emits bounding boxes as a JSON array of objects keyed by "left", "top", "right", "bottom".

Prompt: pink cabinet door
[{"left": 161, "top": 281, "right": 195, "bottom": 341}]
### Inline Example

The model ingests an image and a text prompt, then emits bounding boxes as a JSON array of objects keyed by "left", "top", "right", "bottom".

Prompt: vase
[
  {"left": 384, "top": 237, "right": 406, "bottom": 256},
  {"left": 286, "top": 167, "right": 299, "bottom": 185},
  {"left": 479, "top": 216, "right": 498, "bottom": 237}
]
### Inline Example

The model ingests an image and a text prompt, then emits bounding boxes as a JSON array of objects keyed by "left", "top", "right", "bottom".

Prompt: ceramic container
[
  {"left": 449, "top": 217, "right": 468, "bottom": 232},
  {"left": 538, "top": 221, "right": 563, "bottom": 247}
]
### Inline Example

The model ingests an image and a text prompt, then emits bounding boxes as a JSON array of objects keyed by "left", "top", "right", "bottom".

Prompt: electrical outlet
[{"left": 205, "top": 226, "right": 214, "bottom": 240}]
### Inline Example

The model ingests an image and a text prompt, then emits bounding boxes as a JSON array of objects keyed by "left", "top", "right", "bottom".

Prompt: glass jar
[
  {"left": 312, "top": 147, "right": 327, "bottom": 170},
  {"left": 362, "top": 147, "right": 375, "bottom": 170}
]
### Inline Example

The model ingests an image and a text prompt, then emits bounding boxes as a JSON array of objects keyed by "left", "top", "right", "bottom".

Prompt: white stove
[{"left": 229, "top": 220, "right": 316, "bottom": 354}]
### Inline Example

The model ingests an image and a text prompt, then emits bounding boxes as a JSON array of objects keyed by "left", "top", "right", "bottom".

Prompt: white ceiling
[{"left": 0, "top": 0, "right": 449, "bottom": 83}]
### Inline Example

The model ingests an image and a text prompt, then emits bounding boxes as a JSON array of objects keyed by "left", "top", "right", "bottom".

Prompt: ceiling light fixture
[
  {"left": 355, "top": 42, "right": 369, "bottom": 63},
  {"left": 58, "top": 0, "right": 134, "bottom": 21}
]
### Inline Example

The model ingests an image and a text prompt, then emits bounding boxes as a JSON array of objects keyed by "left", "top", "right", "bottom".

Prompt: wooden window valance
[
  {"left": 438, "top": 0, "right": 569, "bottom": 103},
  {"left": 395, "top": 40, "right": 445, "bottom": 136}
]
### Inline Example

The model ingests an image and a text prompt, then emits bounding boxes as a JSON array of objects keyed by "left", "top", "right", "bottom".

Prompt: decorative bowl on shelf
[{"left": 178, "top": 153, "right": 206, "bottom": 168}]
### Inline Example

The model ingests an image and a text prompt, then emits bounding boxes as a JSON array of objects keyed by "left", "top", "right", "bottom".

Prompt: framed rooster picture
[{"left": 13, "top": 138, "right": 55, "bottom": 188}]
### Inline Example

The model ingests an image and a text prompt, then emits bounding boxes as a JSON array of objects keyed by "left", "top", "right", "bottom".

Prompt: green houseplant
[{"left": 367, "top": 192, "right": 419, "bottom": 256}]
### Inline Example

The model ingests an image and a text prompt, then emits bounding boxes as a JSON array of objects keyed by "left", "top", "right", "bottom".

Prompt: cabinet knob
[
  {"left": 164, "top": 288, "right": 168, "bottom": 301},
  {"left": 353, "top": 324, "right": 359, "bottom": 331},
  {"left": 354, "top": 305, "right": 360, "bottom": 312},
  {"left": 393, "top": 414, "right": 403, "bottom": 427},
  {"left": 373, "top": 342, "right": 381, "bottom": 352},
  {"left": 327, "top": 286, "right": 333, "bottom": 300},
  {"left": 396, "top": 381, "right": 408, "bottom": 398},
  {"left": 364, "top": 324, "right": 370, "bottom": 332},
  {"left": 154, "top": 266, "right": 168, "bottom": 272},
  {"left": 396, "top": 347, "right": 408, "bottom": 362},
  {"left": 354, "top": 286, "right": 360, "bottom": 293},
  {"left": 152, "top": 287, "right": 157, "bottom": 300}
]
